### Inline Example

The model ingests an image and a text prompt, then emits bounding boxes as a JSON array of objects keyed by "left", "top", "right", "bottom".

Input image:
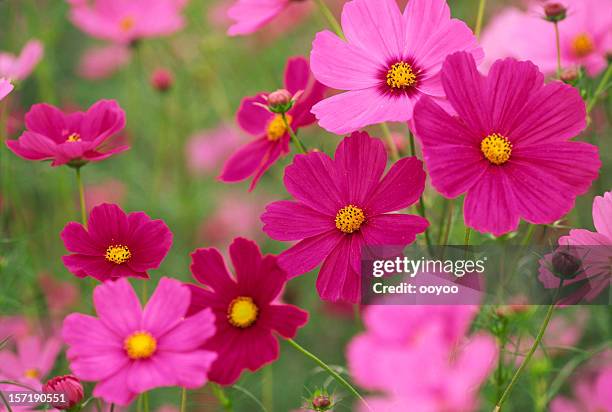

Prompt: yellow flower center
[
  {"left": 24, "top": 369, "right": 40, "bottom": 379},
  {"left": 105, "top": 244, "right": 132, "bottom": 264},
  {"left": 335, "top": 205, "right": 365, "bottom": 234},
  {"left": 66, "top": 133, "right": 81, "bottom": 142},
  {"left": 266, "top": 114, "right": 292, "bottom": 141},
  {"left": 227, "top": 296, "right": 258, "bottom": 328},
  {"left": 386, "top": 62, "right": 417, "bottom": 90},
  {"left": 481, "top": 133, "right": 512, "bottom": 165},
  {"left": 124, "top": 331, "right": 157, "bottom": 360},
  {"left": 119, "top": 16, "right": 135, "bottom": 32},
  {"left": 572, "top": 33, "right": 594, "bottom": 57}
]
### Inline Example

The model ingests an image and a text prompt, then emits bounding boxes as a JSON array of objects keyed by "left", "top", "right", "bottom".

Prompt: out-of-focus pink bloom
[
  {"left": 69, "top": 0, "right": 187, "bottom": 44},
  {"left": 347, "top": 305, "right": 497, "bottom": 411},
  {"left": 0, "top": 78, "right": 13, "bottom": 100},
  {"left": 84, "top": 179, "right": 126, "bottom": 213},
  {"left": 77, "top": 44, "right": 131, "bottom": 80},
  {"left": 186, "top": 124, "right": 246, "bottom": 175},
  {"left": 150, "top": 68, "right": 174, "bottom": 92},
  {"left": 0, "top": 40, "right": 43, "bottom": 81},
  {"left": 43, "top": 375, "right": 84, "bottom": 410},
  {"left": 0, "top": 317, "right": 30, "bottom": 341},
  {"left": 226, "top": 0, "right": 312, "bottom": 36},
  {"left": 39, "top": 273, "right": 79, "bottom": 315},
  {"left": 481, "top": 0, "right": 612, "bottom": 76},
  {"left": 0, "top": 335, "right": 62, "bottom": 390},
  {"left": 156, "top": 407, "right": 179, "bottom": 412},
  {"left": 551, "top": 366, "right": 612, "bottom": 412}
]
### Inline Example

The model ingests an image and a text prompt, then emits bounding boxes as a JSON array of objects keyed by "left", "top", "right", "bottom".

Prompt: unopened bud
[
  {"left": 267, "top": 89, "right": 292, "bottom": 106},
  {"left": 312, "top": 395, "right": 332, "bottom": 410},
  {"left": 42, "top": 375, "right": 84, "bottom": 410},
  {"left": 560, "top": 67, "right": 579, "bottom": 83},
  {"left": 150, "top": 68, "right": 173, "bottom": 92},
  {"left": 544, "top": 3, "right": 567, "bottom": 22},
  {"left": 551, "top": 250, "right": 581, "bottom": 279}
]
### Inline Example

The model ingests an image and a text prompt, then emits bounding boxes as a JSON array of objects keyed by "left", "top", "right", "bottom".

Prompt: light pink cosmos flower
[
  {"left": 39, "top": 273, "right": 80, "bottom": 316},
  {"left": 347, "top": 305, "right": 497, "bottom": 411},
  {"left": 309, "top": 0, "right": 483, "bottom": 134},
  {"left": 551, "top": 366, "right": 612, "bottom": 412},
  {"left": 414, "top": 52, "right": 600, "bottom": 236},
  {"left": 62, "top": 277, "right": 217, "bottom": 406},
  {"left": 0, "top": 78, "right": 13, "bottom": 101},
  {"left": 186, "top": 124, "right": 246, "bottom": 176},
  {"left": 219, "top": 56, "right": 325, "bottom": 190},
  {"left": 0, "top": 335, "right": 62, "bottom": 390},
  {"left": 539, "top": 191, "right": 612, "bottom": 302},
  {"left": 6, "top": 100, "right": 128, "bottom": 167},
  {"left": 69, "top": 0, "right": 187, "bottom": 44},
  {"left": 226, "top": 0, "right": 312, "bottom": 36},
  {"left": 262, "top": 132, "right": 428, "bottom": 303},
  {"left": 0, "top": 40, "right": 43, "bottom": 81},
  {"left": 481, "top": 0, "right": 612, "bottom": 76},
  {"left": 77, "top": 44, "right": 131, "bottom": 80}
]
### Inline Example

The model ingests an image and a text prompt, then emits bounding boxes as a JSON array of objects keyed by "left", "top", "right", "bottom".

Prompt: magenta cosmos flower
[
  {"left": 226, "top": 0, "right": 311, "bottom": 36},
  {"left": 309, "top": 0, "right": 483, "bottom": 134},
  {"left": 6, "top": 99, "right": 128, "bottom": 167},
  {"left": 187, "top": 237, "right": 308, "bottom": 385},
  {"left": 261, "top": 132, "right": 428, "bottom": 303},
  {"left": 0, "top": 40, "right": 43, "bottom": 81},
  {"left": 414, "top": 52, "right": 601, "bottom": 236},
  {"left": 61, "top": 203, "right": 173, "bottom": 281},
  {"left": 62, "top": 277, "right": 217, "bottom": 405},
  {"left": 481, "top": 0, "right": 612, "bottom": 76},
  {"left": 69, "top": 0, "right": 186, "bottom": 44},
  {"left": 0, "top": 78, "right": 13, "bottom": 101},
  {"left": 219, "top": 56, "right": 325, "bottom": 190},
  {"left": 551, "top": 366, "right": 612, "bottom": 412}
]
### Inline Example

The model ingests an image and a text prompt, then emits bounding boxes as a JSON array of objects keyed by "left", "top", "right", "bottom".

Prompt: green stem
[
  {"left": 0, "top": 391, "right": 12, "bottom": 412},
  {"left": 474, "top": 0, "right": 487, "bottom": 38},
  {"left": 314, "top": 0, "right": 345, "bottom": 39},
  {"left": 75, "top": 167, "right": 87, "bottom": 227},
  {"left": 521, "top": 224, "right": 536, "bottom": 246},
  {"left": 554, "top": 22, "right": 562, "bottom": 78},
  {"left": 380, "top": 123, "right": 399, "bottom": 161},
  {"left": 464, "top": 227, "right": 471, "bottom": 247},
  {"left": 587, "top": 64, "right": 612, "bottom": 113},
  {"left": 141, "top": 280, "right": 148, "bottom": 303},
  {"left": 211, "top": 384, "right": 233, "bottom": 411},
  {"left": 282, "top": 113, "right": 307, "bottom": 154},
  {"left": 180, "top": 388, "right": 187, "bottom": 412},
  {"left": 143, "top": 392, "right": 149, "bottom": 412},
  {"left": 286, "top": 339, "right": 372, "bottom": 411}
]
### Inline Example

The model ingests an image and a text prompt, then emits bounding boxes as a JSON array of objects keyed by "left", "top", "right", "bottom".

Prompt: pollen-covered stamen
[
  {"left": 105, "top": 244, "right": 132, "bottom": 264},
  {"left": 124, "top": 331, "right": 157, "bottom": 360},
  {"left": 119, "top": 16, "right": 135, "bottom": 32},
  {"left": 572, "top": 33, "right": 594, "bottom": 57},
  {"left": 386, "top": 62, "right": 417, "bottom": 90},
  {"left": 227, "top": 296, "right": 259, "bottom": 328},
  {"left": 66, "top": 133, "right": 81, "bottom": 142},
  {"left": 481, "top": 133, "right": 512, "bottom": 165},
  {"left": 335, "top": 205, "right": 365, "bottom": 234},
  {"left": 24, "top": 368, "right": 40, "bottom": 379},
  {"left": 266, "top": 114, "right": 292, "bottom": 141}
]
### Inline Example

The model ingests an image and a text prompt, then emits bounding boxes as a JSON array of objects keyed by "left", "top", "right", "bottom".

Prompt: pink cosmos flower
[
  {"left": 551, "top": 366, "right": 612, "bottom": 412},
  {"left": 347, "top": 305, "right": 497, "bottom": 411},
  {"left": 39, "top": 273, "right": 79, "bottom": 316},
  {"left": 413, "top": 52, "right": 600, "bottom": 236},
  {"left": 186, "top": 124, "right": 246, "bottom": 176},
  {"left": 61, "top": 203, "right": 173, "bottom": 281},
  {"left": 69, "top": 0, "right": 186, "bottom": 44},
  {"left": 6, "top": 99, "right": 128, "bottom": 167},
  {"left": 84, "top": 179, "right": 127, "bottom": 213},
  {"left": 77, "top": 44, "right": 131, "bottom": 80},
  {"left": 481, "top": 0, "right": 612, "bottom": 76},
  {"left": 0, "top": 78, "right": 13, "bottom": 101},
  {"left": 226, "top": 0, "right": 311, "bottom": 36},
  {"left": 219, "top": 56, "right": 325, "bottom": 190},
  {"left": 538, "top": 191, "right": 612, "bottom": 302},
  {"left": 262, "top": 132, "right": 428, "bottom": 303},
  {"left": 0, "top": 40, "right": 43, "bottom": 81},
  {"left": 0, "top": 335, "right": 62, "bottom": 390},
  {"left": 309, "top": 0, "right": 483, "bottom": 134},
  {"left": 187, "top": 237, "right": 308, "bottom": 385},
  {"left": 62, "top": 277, "right": 217, "bottom": 406}
]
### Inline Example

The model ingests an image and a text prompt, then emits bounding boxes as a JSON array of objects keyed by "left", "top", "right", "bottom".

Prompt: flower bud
[
  {"left": 312, "top": 394, "right": 332, "bottom": 411},
  {"left": 551, "top": 250, "right": 582, "bottom": 279},
  {"left": 42, "top": 375, "right": 84, "bottom": 410},
  {"left": 150, "top": 68, "right": 173, "bottom": 92},
  {"left": 544, "top": 3, "right": 567, "bottom": 22},
  {"left": 267, "top": 89, "right": 292, "bottom": 107},
  {"left": 560, "top": 67, "right": 579, "bottom": 83}
]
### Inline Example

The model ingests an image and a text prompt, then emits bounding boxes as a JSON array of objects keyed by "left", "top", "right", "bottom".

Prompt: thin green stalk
[
  {"left": 75, "top": 167, "right": 87, "bottom": 226},
  {"left": 0, "top": 391, "right": 12, "bottom": 412},
  {"left": 464, "top": 227, "right": 471, "bottom": 247},
  {"left": 408, "top": 130, "right": 416, "bottom": 158},
  {"left": 282, "top": 113, "right": 307, "bottom": 154},
  {"left": 417, "top": 197, "right": 433, "bottom": 254},
  {"left": 314, "top": 0, "right": 345, "bottom": 39},
  {"left": 474, "top": 0, "right": 487, "bottom": 38},
  {"left": 211, "top": 383, "right": 233, "bottom": 411},
  {"left": 441, "top": 200, "right": 455, "bottom": 246},
  {"left": 286, "top": 339, "right": 372, "bottom": 411},
  {"left": 380, "top": 123, "right": 399, "bottom": 161},
  {"left": 97, "top": 398, "right": 104, "bottom": 412},
  {"left": 554, "top": 22, "right": 562, "bottom": 78},
  {"left": 521, "top": 224, "right": 536, "bottom": 246},
  {"left": 587, "top": 64, "right": 612, "bottom": 113},
  {"left": 141, "top": 280, "right": 148, "bottom": 303},
  {"left": 180, "top": 388, "right": 187, "bottom": 412},
  {"left": 143, "top": 392, "right": 149, "bottom": 412}
]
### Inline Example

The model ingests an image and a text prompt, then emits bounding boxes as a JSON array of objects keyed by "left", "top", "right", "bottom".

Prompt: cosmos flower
[
  {"left": 6, "top": 100, "right": 128, "bottom": 167},
  {"left": 187, "top": 237, "right": 308, "bottom": 385},
  {"left": 62, "top": 277, "right": 217, "bottom": 405},
  {"left": 414, "top": 52, "right": 600, "bottom": 236},
  {"left": 0, "top": 40, "right": 43, "bottom": 81},
  {"left": 261, "top": 132, "right": 428, "bottom": 303},
  {"left": 226, "top": 0, "right": 312, "bottom": 36},
  {"left": 84, "top": 179, "right": 127, "bottom": 213},
  {"left": 347, "top": 305, "right": 497, "bottom": 411},
  {"left": 219, "top": 56, "right": 325, "bottom": 190},
  {"left": 0, "top": 78, "right": 13, "bottom": 101},
  {"left": 77, "top": 44, "right": 131, "bottom": 80},
  {"left": 69, "top": 0, "right": 186, "bottom": 44},
  {"left": 61, "top": 203, "right": 173, "bottom": 281},
  {"left": 481, "top": 0, "right": 612, "bottom": 76},
  {"left": 186, "top": 124, "right": 246, "bottom": 176},
  {"left": 309, "top": 0, "right": 483, "bottom": 134},
  {"left": 551, "top": 366, "right": 612, "bottom": 412}
]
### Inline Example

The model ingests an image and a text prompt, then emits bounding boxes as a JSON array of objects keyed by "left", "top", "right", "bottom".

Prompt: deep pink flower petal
[
  {"left": 236, "top": 95, "right": 273, "bottom": 136},
  {"left": 361, "top": 214, "right": 429, "bottom": 246},
  {"left": 24, "top": 104, "right": 67, "bottom": 142},
  {"left": 277, "top": 230, "right": 342, "bottom": 278},
  {"left": 93, "top": 278, "right": 142, "bottom": 337},
  {"left": 87, "top": 203, "right": 129, "bottom": 246},
  {"left": 190, "top": 247, "right": 237, "bottom": 293},
  {"left": 365, "top": 156, "right": 426, "bottom": 214},
  {"left": 60, "top": 222, "right": 102, "bottom": 255},
  {"left": 158, "top": 308, "right": 216, "bottom": 352},
  {"left": 284, "top": 56, "right": 310, "bottom": 96},
  {"left": 218, "top": 137, "right": 274, "bottom": 183},
  {"left": 593, "top": 191, "right": 612, "bottom": 239},
  {"left": 62, "top": 254, "right": 117, "bottom": 281},
  {"left": 247, "top": 137, "right": 287, "bottom": 191},
  {"left": 81, "top": 99, "right": 126, "bottom": 144},
  {"left": 142, "top": 277, "right": 189, "bottom": 337},
  {"left": 126, "top": 216, "right": 173, "bottom": 272},
  {"left": 259, "top": 304, "right": 308, "bottom": 338},
  {"left": 229, "top": 237, "right": 262, "bottom": 286},
  {"left": 92, "top": 367, "right": 136, "bottom": 406},
  {"left": 227, "top": 0, "right": 287, "bottom": 36},
  {"left": 6, "top": 132, "right": 58, "bottom": 160},
  {"left": 261, "top": 200, "right": 335, "bottom": 241},
  {"left": 317, "top": 236, "right": 362, "bottom": 303}
]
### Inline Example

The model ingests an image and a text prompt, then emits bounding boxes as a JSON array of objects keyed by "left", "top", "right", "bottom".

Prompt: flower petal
[
  {"left": 190, "top": 247, "right": 236, "bottom": 293},
  {"left": 317, "top": 236, "right": 362, "bottom": 303},
  {"left": 593, "top": 191, "right": 612, "bottom": 239},
  {"left": 92, "top": 367, "right": 136, "bottom": 406},
  {"left": 142, "top": 277, "right": 189, "bottom": 337},
  {"left": 158, "top": 308, "right": 216, "bottom": 352},
  {"left": 278, "top": 230, "right": 343, "bottom": 278},
  {"left": 236, "top": 95, "right": 273, "bottom": 136},
  {"left": 361, "top": 214, "right": 429, "bottom": 245},
  {"left": 260, "top": 304, "right": 308, "bottom": 338},
  {"left": 93, "top": 278, "right": 142, "bottom": 336},
  {"left": 61, "top": 222, "right": 103, "bottom": 255},
  {"left": 262, "top": 200, "right": 335, "bottom": 241}
]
